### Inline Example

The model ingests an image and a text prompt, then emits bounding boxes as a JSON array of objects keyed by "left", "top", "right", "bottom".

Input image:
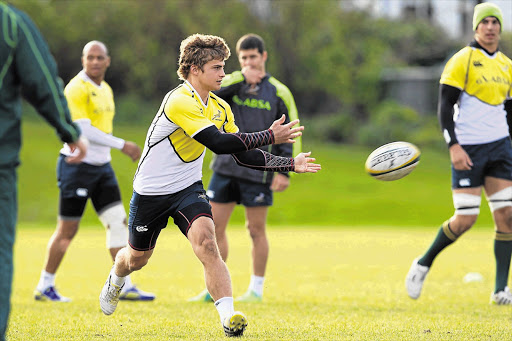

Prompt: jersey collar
[{"left": 184, "top": 80, "right": 209, "bottom": 108}]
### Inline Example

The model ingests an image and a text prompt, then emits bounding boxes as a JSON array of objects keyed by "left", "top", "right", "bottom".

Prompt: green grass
[
  {"left": 9, "top": 224, "right": 512, "bottom": 340},
  {"left": 18, "top": 119, "right": 494, "bottom": 228}
]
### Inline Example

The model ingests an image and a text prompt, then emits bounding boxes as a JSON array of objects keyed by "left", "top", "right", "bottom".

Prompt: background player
[
  {"left": 189, "top": 33, "right": 300, "bottom": 303},
  {"left": 99, "top": 33, "right": 320, "bottom": 337},
  {"left": 405, "top": 2, "right": 512, "bottom": 305},
  {"left": 34, "top": 41, "right": 154, "bottom": 302}
]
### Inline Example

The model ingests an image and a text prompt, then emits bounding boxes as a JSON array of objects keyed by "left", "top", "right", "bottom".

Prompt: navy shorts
[
  {"left": 206, "top": 172, "right": 273, "bottom": 207},
  {"left": 57, "top": 154, "right": 121, "bottom": 218},
  {"left": 452, "top": 137, "right": 512, "bottom": 189},
  {"left": 128, "top": 181, "right": 212, "bottom": 251}
]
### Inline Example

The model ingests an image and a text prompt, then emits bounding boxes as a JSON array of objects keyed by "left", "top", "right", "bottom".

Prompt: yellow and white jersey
[
  {"left": 60, "top": 71, "right": 124, "bottom": 165},
  {"left": 440, "top": 45, "right": 512, "bottom": 145},
  {"left": 133, "top": 81, "right": 238, "bottom": 195}
]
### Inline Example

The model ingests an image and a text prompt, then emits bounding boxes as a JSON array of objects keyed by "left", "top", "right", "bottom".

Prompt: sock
[
  {"left": 215, "top": 297, "right": 234, "bottom": 323},
  {"left": 110, "top": 267, "right": 126, "bottom": 287},
  {"left": 494, "top": 233, "right": 512, "bottom": 293},
  {"left": 124, "top": 274, "right": 133, "bottom": 289},
  {"left": 248, "top": 275, "right": 264, "bottom": 297},
  {"left": 37, "top": 270, "right": 55, "bottom": 291},
  {"left": 418, "top": 221, "right": 457, "bottom": 267}
]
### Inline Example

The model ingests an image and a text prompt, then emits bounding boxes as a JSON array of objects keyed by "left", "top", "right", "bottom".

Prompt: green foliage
[
  {"left": 11, "top": 0, "right": 465, "bottom": 147},
  {"left": 10, "top": 226, "right": 511, "bottom": 340}
]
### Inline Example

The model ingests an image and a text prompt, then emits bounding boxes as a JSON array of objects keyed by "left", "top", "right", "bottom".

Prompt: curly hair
[{"left": 177, "top": 34, "right": 231, "bottom": 80}]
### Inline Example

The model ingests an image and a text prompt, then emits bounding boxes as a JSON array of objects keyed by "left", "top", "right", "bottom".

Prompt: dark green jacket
[{"left": 0, "top": 2, "right": 79, "bottom": 168}]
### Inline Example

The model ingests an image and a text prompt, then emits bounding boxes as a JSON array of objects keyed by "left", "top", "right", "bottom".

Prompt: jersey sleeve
[
  {"left": 164, "top": 95, "right": 215, "bottom": 137},
  {"left": 440, "top": 48, "right": 470, "bottom": 90},
  {"left": 64, "top": 80, "right": 89, "bottom": 121}
]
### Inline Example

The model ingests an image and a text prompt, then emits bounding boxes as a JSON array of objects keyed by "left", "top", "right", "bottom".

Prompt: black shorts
[
  {"left": 57, "top": 154, "right": 121, "bottom": 218},
  {"left": 128, "top": 181, "right": 212, "bottom": 251},
  {"left": 206, "top": 172, "right": 273, "bottom": 207},
  {"left": 452, "top": 137, "right": 512, "bottom": 189}
]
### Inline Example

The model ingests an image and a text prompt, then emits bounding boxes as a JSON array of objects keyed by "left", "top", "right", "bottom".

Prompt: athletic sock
[
  {"left": 248, "top": 275, "right": 264, "bottom": 297},
  {"left": 110, "top": 267, "right": 126, "bottom": 287},
  {"left": 123, "top": 274, "right": 133, "bottom": 289},
  {"left": 215, "top": 297, "right": 234, "bottom": 323},
  {"left": 37, "top": 270, "right": 55, "bottom": 291},
  {"left": 418, "top": 221, "right": 457, "bottom": 267},
  {"left": 494, "top": 233, "right": 512, "bottom": 293}
]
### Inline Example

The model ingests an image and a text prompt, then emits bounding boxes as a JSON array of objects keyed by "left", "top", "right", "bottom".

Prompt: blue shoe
[
  {"left": 188, "top": 289, "right": 214, "bottom": 302},
  {"left": 34, "top": 286, "right": 71, "bottom": 302},
  {"left": 119, "top": 285, "right": 155, "bottom": 301}
]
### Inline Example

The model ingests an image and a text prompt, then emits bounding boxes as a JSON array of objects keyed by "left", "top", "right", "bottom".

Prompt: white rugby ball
[{"left": 365, "top": 141, "right": 420, "bottom": 181}]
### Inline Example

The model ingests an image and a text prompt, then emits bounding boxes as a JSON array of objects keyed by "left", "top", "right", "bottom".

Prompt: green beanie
[{"left": 473, "top": 3, "right": 503, "bottom": 32}]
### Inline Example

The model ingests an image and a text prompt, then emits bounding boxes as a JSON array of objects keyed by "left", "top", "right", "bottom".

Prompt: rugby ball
[{"left": 365, "top": 141, "right": 420, "bottom": 181}]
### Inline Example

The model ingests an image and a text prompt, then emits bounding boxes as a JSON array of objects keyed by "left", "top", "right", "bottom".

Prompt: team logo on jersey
[
  {"left": 135, "top": 225, "right": 148, "bottom": 232},
  {"left": 473, "top": 61, "right": 483, "bottom": 67},
  {"left": 91, "top": 91, "right": 97, "bottom": 96},
  {"left": 198, "top": 193, "right": 208, "bottom": 200},
  {"left": 212, "top": 110, "right": 222, "bottom": 121}
]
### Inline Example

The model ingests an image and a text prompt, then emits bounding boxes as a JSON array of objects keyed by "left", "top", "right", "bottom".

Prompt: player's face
[
  {"left": 197, "top": 59, "right": 226, "bottom": 91},
  {"left": 238, "top": 49, "right": 267, "bottom": 72},
  {"left": 475, "top": 16, "right": 501, "bottom": 50},
  {"left": 82, "top": 44, "right": 110, "bottom": 84}
]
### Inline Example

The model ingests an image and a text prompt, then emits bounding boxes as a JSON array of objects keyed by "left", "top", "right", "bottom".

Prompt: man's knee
[
  {"left": 128, "top": 257, "right": 148, "bottom": 271},
  {"left": 98, "top": 203, "right": 128, "bottom": 249}
]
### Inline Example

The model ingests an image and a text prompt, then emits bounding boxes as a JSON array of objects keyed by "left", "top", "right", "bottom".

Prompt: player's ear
[{"left": 262, "top": 51, "right": 268, "bottom": 63}]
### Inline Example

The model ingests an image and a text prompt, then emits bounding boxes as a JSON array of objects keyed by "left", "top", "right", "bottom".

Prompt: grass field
[{"left": 8, "top": 224, "right": 512, "bottom": 340}]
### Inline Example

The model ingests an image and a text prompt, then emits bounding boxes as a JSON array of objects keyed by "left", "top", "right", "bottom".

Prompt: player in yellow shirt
[
  {"left": 34, "top": 41, "right": 155, "bottom": 302},
  {"left": 406, "top": 3, "right": 512, "bottom": 304},
  {"left": 99, "top": 34, "right": 321, "bottom": 337}
]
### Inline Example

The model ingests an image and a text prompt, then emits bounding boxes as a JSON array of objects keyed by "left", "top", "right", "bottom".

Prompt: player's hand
[
  {"left": 270, "top": 173, "right": 290, "bottom": 192},
  {"left": 270, "top": 114, "right": 303, "bottom": 144},
  {"left": 241, "top": 67, "right": 264, "bottom": 85},
  {"left": 449, "top": 144, "right": 472, "bottom": 170},
  {"left": 65, "top": 136, "right": 88, "bottom": 164},
  {"left": 122, "top": 141, "right": 142, "bottom": 162},
  {"left": 294, "top": 152, "right": 321, "bottom": 173}
]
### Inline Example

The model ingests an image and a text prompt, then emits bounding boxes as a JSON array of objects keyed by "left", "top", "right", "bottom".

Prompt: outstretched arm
[
  {"left": 231, "top": 150, "right": 320, "bottom": 174},
  {"left": 193, "top": 115, "right": 302, "bottom": 154}
]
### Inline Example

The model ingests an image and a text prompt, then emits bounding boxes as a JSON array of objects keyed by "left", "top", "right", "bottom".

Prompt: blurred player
[
  {"left": 189, "top": 33, "right": 300, "bottom": 303},
  {"left": 406, "top": 3, "right": 512, "bottom": 304},
  {"left": 0, "top": 3, "right": 87, "bottom": 339},
  {"left": 98, "top": 33, "right": 320, "bottom": 337},
  {"left": 34, "top": 41, "right": 155, "bottom": 302}
]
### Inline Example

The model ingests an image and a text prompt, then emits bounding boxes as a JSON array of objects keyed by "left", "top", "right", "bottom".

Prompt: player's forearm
[
  {"left": 75, "top": 120, "right": 125, "bottom": 149},
  {"left": 437, "top": 84, "right": 461, "bottom": 147},
  {"left": 231, "top": 149, "right": 295, "bottom": 173}
]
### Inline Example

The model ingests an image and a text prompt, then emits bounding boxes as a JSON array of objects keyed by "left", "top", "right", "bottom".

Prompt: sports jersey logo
[
  {"left": 91, "top": 91, "right": 97, "bottom": 96},
  {"left": 233, "top": 95, "right": 271, "bottom": 111},
  {"left": 135, "top": 225, "right": 148, "bottom": 232},
  {"left": 473, "top": 61, "right": 483, "bottom": 67},
  {"left": 212, "top": 110, "right": 222, "bottom": 121},
  {"left": 198, "top": 193, "right": 207, "bottom": 200}
]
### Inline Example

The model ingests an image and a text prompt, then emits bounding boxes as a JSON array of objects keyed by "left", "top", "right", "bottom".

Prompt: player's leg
[
  {"left": 100, "top": 190, "right": 164, "bottom": 315},
  {"left": 92, "top": 165, "right": 155, "bottom": 301},
  {"left": 406, "top": 143, "right": 485, "bottom": 299},
  {"left": 485, "top": 179, "right": 512, "bottom": 304},
  {"left": 187, "top": 216, "right": 247, "bottom": 336},
  {"left": 189, "top": 173, "right": 237, "bottom": 303},
  {"left": 175, "top": 182, "right": 246, "bottom": 336},
  {"left": 235, "top": 180, "right": 272, "bottom": 302},
  {"left": 235, "top": 206, "right": 268, "bottom": 302},
  {"left": 35, "top": 156, "right": 89, "bottom": 302},
  {"left": 0, "top": 168, "right": 17, "bottom": 339},
  {"left": 406, "top": 187, "right": 480, "bottom": 299}
]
